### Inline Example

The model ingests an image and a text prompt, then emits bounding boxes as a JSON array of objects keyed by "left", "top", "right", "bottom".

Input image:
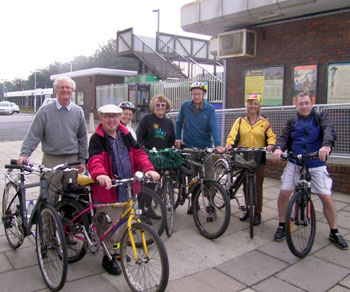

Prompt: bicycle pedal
[{"left": 207, "top": 216, "right": 214, "bottom": 222}]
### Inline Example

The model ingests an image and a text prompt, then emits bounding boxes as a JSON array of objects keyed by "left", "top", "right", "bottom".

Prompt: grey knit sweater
[{"left": 20, "top": 101, "right": 88, "bottom": 163}]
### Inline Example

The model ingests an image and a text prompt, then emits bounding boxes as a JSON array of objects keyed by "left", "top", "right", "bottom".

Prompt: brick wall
[
  {"left": 74, "top": 75, "right": 124, "bottom": 118},
  {"left": 265, "top": 159, "right": 350, "bottom": 194},
  {"left": 225, "top": 10, "right": 350, "bottom": 108}
]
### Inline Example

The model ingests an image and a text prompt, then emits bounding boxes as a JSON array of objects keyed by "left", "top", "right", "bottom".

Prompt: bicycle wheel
[
  {"left": 2, "top": 182, "right": 24, "bottom": 249},
  {"left": 192, "top": 181, "right": 231, "bottom": 239},
  {"left": 36, "top": 204, "right": 68, "bottom": 291},
  {"left": 162, "top": 176, "right": 174, "bottom": 237},
  {"left": 285, "top": 191, "right": 316, "bottom": 258},
  {"left": 137, "top": 186, "right": 166, "bottom": 236},
  {"left": 248, "top": 175, "right": 256, "bottom": 239},
  {"left": 214, "top": 158, "right": 231, "bottom": 192},
  {"left": 56, "top": 198, "right": 89, "bottom": 263},
  {"left": 120, "top": 222, "right": 169, "bottom": 292}
]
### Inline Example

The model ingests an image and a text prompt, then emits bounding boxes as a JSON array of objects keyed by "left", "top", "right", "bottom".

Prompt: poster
[
  {"left": 327, "top": 63, "right": 350, "bottom": 103},
  {"left": 292, "top": 64, "right": 317, "bottom": 104},
  {"left": 244, "top": 66, "right": 284, "bottom": 105}
]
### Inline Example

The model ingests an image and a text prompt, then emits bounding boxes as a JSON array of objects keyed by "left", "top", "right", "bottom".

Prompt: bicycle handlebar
[
  {"left": 281, "top": 151, "right": 319, "bottom": 161},
  {"left": 109, "top": 171, "right": 153, "bottom": 188},
  {"left": 230, "top": 147, "right": 267, "bottom": 154},
  {"left": 5, "top": 159, "right": 81, "bottom": 175}
]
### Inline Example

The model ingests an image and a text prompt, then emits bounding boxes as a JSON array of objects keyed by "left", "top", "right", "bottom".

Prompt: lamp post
[
  {"left": 34, "top": 72, "right": 37, "bottom": 112},
  {"left": 152, "top": 9, "right": 160, "bottom": 52}
]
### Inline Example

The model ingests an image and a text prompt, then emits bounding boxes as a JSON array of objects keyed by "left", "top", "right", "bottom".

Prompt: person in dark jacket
[
  {"left": 272, "top": 92, "right": 348, "bottom": 250},
  {"left": 136, "top": 94, "right": 175, "bottom": 220},
  {"left": 87, "top": 104, "right": 160, "bottom": 275},
  {"left": 136, "top": 94, "right": 175, "bottom": 150}
]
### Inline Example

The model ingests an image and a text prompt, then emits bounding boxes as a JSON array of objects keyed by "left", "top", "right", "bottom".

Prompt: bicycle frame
[
  {"left": 4, "top": 166, "right": 47, "bottom": 237},
  {"left": 62, "top": 183, "right": 150, "bottom": 262}
]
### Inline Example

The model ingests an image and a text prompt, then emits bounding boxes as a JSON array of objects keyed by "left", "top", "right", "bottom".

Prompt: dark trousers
[{"left": 242, "top": 164, "right": 265, "bottom": 215}]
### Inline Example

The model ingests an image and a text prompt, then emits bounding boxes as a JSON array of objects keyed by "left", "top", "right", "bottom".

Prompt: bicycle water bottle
[
  {"left": 27, "top": 200, "right": 34, "bottom": 219},
  {"left": 188, "top": 176, "right": 198, "bottom": 189}
]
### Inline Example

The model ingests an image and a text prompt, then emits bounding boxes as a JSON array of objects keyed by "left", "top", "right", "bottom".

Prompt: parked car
[
  {"left": 0, "top": 101, "right": 14, "bottom": 115},
  {"left": 40, "top": 97, "right": 56, "bottom": 109},
  {"left": 10, "top": 102, "right": 20, "bottom": 114}
]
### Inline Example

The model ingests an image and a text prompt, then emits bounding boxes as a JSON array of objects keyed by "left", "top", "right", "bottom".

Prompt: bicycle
[
  {"left": 148, "top": 148, "right": 184, "bottom": 237},
  {"left": 281, "top": 151, "right": 318, "bottom": 258},
  {"left": 2, "top": 159, "right": 79, "bottom": 291},
  {"left": 56, "top": 171, "right": 169, "bottom": 292},
  {"left": 171, "top": 147, "right": 231, "bottom": 240},
  {"left": 214, "top": 147, "right": 266, "bottom": 238}
]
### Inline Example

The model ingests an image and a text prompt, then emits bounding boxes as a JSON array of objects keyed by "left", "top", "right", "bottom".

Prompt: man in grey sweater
[{"left": 18, "top": 76, "right": 88, "bottom": 204}]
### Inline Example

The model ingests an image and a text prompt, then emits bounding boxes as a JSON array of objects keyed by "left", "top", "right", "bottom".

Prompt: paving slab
[
  {"left": 339, "top": 275, "right": 350, "bottom": 289},
  {"left": 216, "top": 250, "right": 288, "bottom": 286},
  {"left": 276, "top": 256, "right": 350, "bottom": 292},
  {"left": 254, "top": 276, "right": 305, "bottom": 292},
  {"left": 167, "top": 268, "right": 246, "bottom": 292}
]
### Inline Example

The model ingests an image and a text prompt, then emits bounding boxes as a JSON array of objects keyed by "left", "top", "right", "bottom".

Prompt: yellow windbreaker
[{"left": 226, "top": 116, "right": 276, "bottom": 148}]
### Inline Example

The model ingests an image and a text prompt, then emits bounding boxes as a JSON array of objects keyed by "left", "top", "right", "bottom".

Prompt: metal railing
[{"left": 167, "top": 103, "right": 350, "bottom": 158}]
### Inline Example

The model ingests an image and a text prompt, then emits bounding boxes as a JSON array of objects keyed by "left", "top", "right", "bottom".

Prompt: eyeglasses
[
  {"left": 155, "top": 103, "right": 166, "bottom": 108},
  {"left": 192, "top": 93, "right": 204, "bottom": 97},
  {"left": 102, "top": 114, "right": 121, "bottom": 120}
]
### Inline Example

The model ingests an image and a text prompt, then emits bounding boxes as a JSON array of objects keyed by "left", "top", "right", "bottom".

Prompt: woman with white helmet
[{"left": 119, "top": 101, "right": 137, "bottom": 140}]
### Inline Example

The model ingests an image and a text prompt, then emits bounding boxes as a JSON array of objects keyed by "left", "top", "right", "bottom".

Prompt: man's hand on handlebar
[
  {"left": 215, "top": 145, "right": 224, "bottom": 153},
  {"left": 145, "top": 170, "right": 160, "bottom": 181},
  {"left": 96, "top": 174, "right": 112, "bottom": 190},
  {"left": 175, "top": 140, "right": 184, "bottom": 149},
  {"left": 273, "top": 148, "right": 283, "bottom": 163},
  {"left": 319, "top": 145, "right": 331, "bottom": 162},
  {"left": 17, "top": 156, "right": 29, "bottom": 165},
  {"left": 77, "top": 164, "right": 85, "bottom": 174}
]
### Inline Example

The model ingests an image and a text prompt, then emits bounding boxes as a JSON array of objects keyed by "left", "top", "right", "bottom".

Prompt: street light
[
  {"left": 34, "top": 72, "right": 37, "bottom": 112},
  {"left": 152, "top": 9, "right": 160, "bottom": 52}
]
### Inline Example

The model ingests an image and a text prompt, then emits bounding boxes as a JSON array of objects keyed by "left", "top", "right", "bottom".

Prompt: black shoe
[
  {"left": 144, "top": 208, "right": 161, "bottom": 220},
  {"left": 140, "top": 215, "right": 153, "bottom": 225},
  {"left": 115, "top": 253, "right": 131, "bottom": 262},
  {"left": 187, "top": 202, "right": 200, "bottom": 215},
  {"left": 274, "top": 226, "right": 285, "bottom": 242},
  {"left": 253, "top": 214, "right": 261, "bottom": 226},
  {"left": 239, "top": 211, "right": 249, "bottom": 221},
  {"left": 329, "top": 233, "right": 348, "bottom": 250},
  {"left": 102, "top": 255, "right": 122, "bottom": 275}
]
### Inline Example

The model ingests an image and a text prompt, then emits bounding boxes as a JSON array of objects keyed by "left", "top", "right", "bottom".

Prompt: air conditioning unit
[{"left": 218, "top": 29, "right": 256, "bottom": 59}]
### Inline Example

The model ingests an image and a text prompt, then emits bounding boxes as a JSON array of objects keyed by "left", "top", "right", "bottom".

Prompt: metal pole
[
  {"left": 152, "top": 9, "right": 160, "bottom": 52},
  {"left": 70, "top": 62, "right": 73, "bottom": 72},
  {"left": 34, "top": 72, "right": 37, "bottom": 112}
]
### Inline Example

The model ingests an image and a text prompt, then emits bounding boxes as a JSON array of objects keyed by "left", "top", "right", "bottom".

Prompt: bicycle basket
[
  {"left": 231, "top": 150, "right": 263, "bottom": 169},
  {"left": 148, "top": 148, "right": 183, "bottom": 170}
]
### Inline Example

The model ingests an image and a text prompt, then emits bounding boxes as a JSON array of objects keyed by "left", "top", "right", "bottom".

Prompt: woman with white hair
[{"left": 225, "top": 94, "right": 276, "bottom": 226}]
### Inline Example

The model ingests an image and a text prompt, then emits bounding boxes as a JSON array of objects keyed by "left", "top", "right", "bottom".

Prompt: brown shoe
[
  {"left": 253, "top": 214, "right": 261, "bottom": 226},
  {"left": 239, "top": 211, "right": 249, "bottom": 221}
]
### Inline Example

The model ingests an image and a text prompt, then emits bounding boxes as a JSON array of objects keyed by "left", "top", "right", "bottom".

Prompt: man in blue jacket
[
  {"left": 272, "top": 92, "right": 348, "bottom": 249},
  {"left": 175, "top": 82, "right": 223, "bottom": 213}
]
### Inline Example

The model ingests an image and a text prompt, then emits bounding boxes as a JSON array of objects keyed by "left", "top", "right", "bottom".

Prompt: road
[{"left": 0, "top": 113, "right": 34, "bottom": 142}]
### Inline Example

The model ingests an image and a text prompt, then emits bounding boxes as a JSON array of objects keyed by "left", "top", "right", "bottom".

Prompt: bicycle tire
[
  {"left": 285, "top": 191, "right": 316, "bottom": 258},
  {"left": 214, "top": 158, "right": 231, "bottom": 192},
  {"left": 2, "top": 182, "right": 24, "bottom": 249},
  {"left": 138, "top": 186, "right": 166, "bottom": 236},
  {"left": 248, "top": 175, "right": 255, "bottom": 239},
  {"left": 192, "top": 181, "right": 231, "bottom": 239},
  {"left": 120, "top": 222, "right": 169, "bottom": 292},
  {"left": 36, "top": 204, "right": 68, "bottom": 291},
  {"left": 56, "top": 198, "right": 89, "bottom": 263},
  {"left": 162, "top": 176, "right": 174, "bottom": 237}
]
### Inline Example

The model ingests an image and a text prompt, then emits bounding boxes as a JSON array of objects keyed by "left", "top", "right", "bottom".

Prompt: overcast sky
[{"left": 0, "top": 0, "right": 207, "bottom": 81}]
